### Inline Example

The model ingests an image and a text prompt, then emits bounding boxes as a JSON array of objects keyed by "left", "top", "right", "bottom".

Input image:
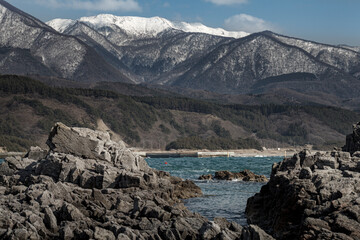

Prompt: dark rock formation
[
  {"left": 343, "top": 122, "right": 360, "bottom": 155},
  {"left": 0, "top": 122, "right": 273, "bottom": 240},
  {"left": 199, "top": 170, "right": 268, "bottom": 182},
  {"left": 199, "top": 174, "right": 213, "bottom": 180},
  {"left": 246, "top": 147, "right": 360, "bottom": 240}
]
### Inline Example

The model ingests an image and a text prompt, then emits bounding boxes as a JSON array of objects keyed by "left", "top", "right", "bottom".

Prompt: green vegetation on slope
[
  {"left": 133, "top": 96, "right": 359, "bottom": 143},
  {"left": 0, "top": 75, "right": 358, "bottom": 151}
]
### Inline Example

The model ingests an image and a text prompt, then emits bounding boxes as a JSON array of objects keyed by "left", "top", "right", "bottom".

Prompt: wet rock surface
[
  {"left": 246, "top": 145, "right": 360, "bottom": 239},
  {"left": 0, "top": 123, "right": 273, "bottom": 240},
  {"left": 199, "top": 170, "right": 268, "bottom": 182}
]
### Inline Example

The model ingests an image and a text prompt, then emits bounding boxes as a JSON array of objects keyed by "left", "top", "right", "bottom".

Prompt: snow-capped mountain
[
  {"left": 1, "top": 0, "right": 360, "bottom": 99},
  {"left": 46, "top": 13, "right": 360, "bottom": 97},
  {"left": 48, "top": 14, "right": 249, "bottom": 40},
  {"left": 0, "top": 0, "right": 132, "bottom": 83}
]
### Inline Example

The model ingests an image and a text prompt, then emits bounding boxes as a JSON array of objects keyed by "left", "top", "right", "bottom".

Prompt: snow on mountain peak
[
  {"left": 79, "top": 14, "right": 174, "bottom": 37},
  {"left": 48, "top": 14, "right": 249, "bottom": 39},
  {"left": 47, "top": 18, "right": 77, "bottom": 32}
]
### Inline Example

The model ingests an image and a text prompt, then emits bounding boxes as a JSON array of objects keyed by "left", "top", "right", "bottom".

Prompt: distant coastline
[{"left": 133, "top": 148, "right": 299, "bottom": 158}]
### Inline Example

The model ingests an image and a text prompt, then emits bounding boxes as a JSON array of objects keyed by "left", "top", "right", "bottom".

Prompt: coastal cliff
[
  {"left": 0, "top": 123, "right": 273, "bottom": 240},
  {"left": 246, "top": 122, "right": 360, "bottom": 239}
]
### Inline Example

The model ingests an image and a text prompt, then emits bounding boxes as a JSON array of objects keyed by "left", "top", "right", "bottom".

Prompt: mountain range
[{"left": 0, "top": 0, "right": 360, "bottom": 103}]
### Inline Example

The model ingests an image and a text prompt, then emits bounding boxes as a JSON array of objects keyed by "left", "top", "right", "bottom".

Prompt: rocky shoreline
[
  {"left": 0, "top": 123, "right": 273, "bottom": 240},
  {"left": 246, "top": 122, "right": 360, "bottom": 240},
  {"left": 2, "top": 121, "right": 360, "bottom": 239}
]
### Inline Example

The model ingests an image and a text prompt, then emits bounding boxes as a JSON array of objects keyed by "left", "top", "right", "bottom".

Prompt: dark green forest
[{"left": 0, "top": 75, "right": 358, "bottom": 151}]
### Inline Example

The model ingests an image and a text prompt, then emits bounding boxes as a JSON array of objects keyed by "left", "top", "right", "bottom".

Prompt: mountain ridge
[
  {"left": 0, "top": 0, "right": 133, "bottom": 83},
  {"left": 47, "top": 14, "right": 249, "bottom": 40},
  {"left": 1, "top": 0, "right": 360, "bottom": 103}
]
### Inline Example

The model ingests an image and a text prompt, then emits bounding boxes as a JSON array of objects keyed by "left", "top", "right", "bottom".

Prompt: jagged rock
[
  {"left": 246, "top": 148, "right": 360, "bottom": 239},
  {"left": 199, "top": 174, "right": 213, "bottom": 180},
  {"left": 25, "top": 146, "right": 48, "bottom": 161},
  {"left": 2, "top": 122, "right": 263, "bottom": 240},
  {"left": 242, "top": 225, "right": 275, "bottom": 240},
  {"left": 46, "top": 122, "right": 149, "bottom": 172},
  {"left": 94, "top": 227, "right": 116, "bottom": 240},
  {"left": 0, "top": 161, "right": 14, "bottom": 176},
  {"left": 171, "top": 179, "right": 203, "bottom": 199},
  {"left": 44, "top": 207, "right": 57, "bottom": 231},
  {"left": 343, "top": 122, "right": 360, "bottom": 155},
  {"left": 200, "top": 170, "right": 268, "bottom": 182}
]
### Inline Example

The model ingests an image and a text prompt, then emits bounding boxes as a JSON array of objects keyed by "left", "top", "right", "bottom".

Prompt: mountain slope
[
  {"left": 48, "top": 16, "right": 234, "bottom": 83},
  {"left": 1, "top": 1, "right": 359, "bottom": 100},
  {"left": 264, "top": 31, "right": 360, "bottom": 78},
  {"left": 47, "top": 14, "right": 360, "bottom": 98},
  {"left": 164, "top": 33, "right": 360, "bottom": 97},
  {"left": 0, "top": 0, "right": 132, "bottom": 83}
]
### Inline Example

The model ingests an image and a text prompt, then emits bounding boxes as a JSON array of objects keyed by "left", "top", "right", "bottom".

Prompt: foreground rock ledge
[
  {"left": 246, "top": 122, "right": 360, "bottom": 240},
  {"left": 0, "top": 123, "right": 273, "bottom": 240}
]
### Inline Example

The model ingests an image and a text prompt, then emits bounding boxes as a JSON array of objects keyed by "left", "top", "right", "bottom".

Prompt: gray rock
[
  {"left": 44, "top": 207, "right": 57, "bottom": 231},
  {"left": 0, "top": 162, "right": 14, "bottom": 176},
  {"left": 247, "top": 147, "right": 360, "bottom": 239},
  {"left": 2, "top": 122, "right": 275, "bottom": 240},
  {"left": 199, "top": 221, "right": 221, "bottom": 239},
  {"left": 61, "top": 202, "right": 84, "bottom": 221},
  {"left": 299, "top": 167, "right": 312, "bottom": 179},
  {"left": 94, "top": 227, "right": 115, "bottom": 240},
  {"left": 242, "top": 225, "right": 275, "bottom": 240},
  {"left": 25, "top": 146, "right": 48, "bottom": 161}
]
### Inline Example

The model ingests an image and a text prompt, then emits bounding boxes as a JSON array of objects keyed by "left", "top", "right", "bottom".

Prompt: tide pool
[{"left": 146, "top": 156, "right": 282, "bottom": 225}]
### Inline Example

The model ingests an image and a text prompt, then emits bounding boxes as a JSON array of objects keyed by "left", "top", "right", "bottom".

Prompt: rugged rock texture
[
  {"left": 199, "top": 170, "right": 268, "bottom": 182},
  {"left": 343, "top": 122, "right": 360, "bottom": 155},
  {"left": 0, "top": 123, "right": 273, "bottom": 239},
  {"left": 246, "top": 146, "right": 360, "bottom": 239}
]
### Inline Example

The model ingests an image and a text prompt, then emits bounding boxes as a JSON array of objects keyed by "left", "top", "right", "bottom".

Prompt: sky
[{"left": 7, "top": 0, "right": 360, "bottom": 46}]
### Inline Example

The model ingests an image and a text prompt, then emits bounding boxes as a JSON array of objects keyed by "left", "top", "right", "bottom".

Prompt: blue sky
[{"left": 7, "top": 0, "right": 360, "bottom": 46}]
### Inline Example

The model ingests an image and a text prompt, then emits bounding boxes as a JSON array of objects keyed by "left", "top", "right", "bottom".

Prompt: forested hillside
[{"left": 0, "top": 75, "right": 358, "bottom": 151}]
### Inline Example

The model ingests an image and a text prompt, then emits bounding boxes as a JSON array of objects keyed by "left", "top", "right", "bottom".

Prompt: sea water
[
  {"left": 0, "top": 158, "right": 3, "bottom": 164},
  {"left": 146, "top": 156, "right": 282, "bottom": 225}
]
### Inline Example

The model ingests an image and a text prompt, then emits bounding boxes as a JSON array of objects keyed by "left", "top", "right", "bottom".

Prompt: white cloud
[
  {"left": 224, "top": 14, "right": 278, "bottom": 33},
  {"left": 205, "top": 0, "right": 247, "bottom": 5},
  {"left": 34, "top": 0, "right": 142, "bottom": 12}
]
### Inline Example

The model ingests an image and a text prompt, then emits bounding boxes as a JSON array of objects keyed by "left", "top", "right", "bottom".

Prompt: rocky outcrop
[
  {"left": 343, "top": 122, "right": 360, "bottom": 155},
  {"left": 199, "top": 170, "right": 268, "bottom": 182},
  {"left": 0, "top": 123, "right": 273, "bottom": 240},
  {"left": 246, "top": 147, "right": 360, "bottom": 240}
]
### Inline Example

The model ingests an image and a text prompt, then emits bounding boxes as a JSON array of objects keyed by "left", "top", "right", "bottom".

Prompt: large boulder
[
  {"left": 246, "top": 149, "right": 360, "bottom": 239},
  {"left": 46, "top": 122, "right": 149, "bottom": 172}
]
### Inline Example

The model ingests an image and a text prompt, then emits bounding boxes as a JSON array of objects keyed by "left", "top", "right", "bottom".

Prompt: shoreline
[
  {"left": 133, "top": 148, "right": 300, "bottom": 158},
  {"left": 0, "top": 149, "right": 301, "bottom": 159}
]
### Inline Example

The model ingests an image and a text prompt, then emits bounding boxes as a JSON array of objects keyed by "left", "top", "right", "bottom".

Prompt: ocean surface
[{"left": 146, "top": 156, "right": 282, "bottom": 225}]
